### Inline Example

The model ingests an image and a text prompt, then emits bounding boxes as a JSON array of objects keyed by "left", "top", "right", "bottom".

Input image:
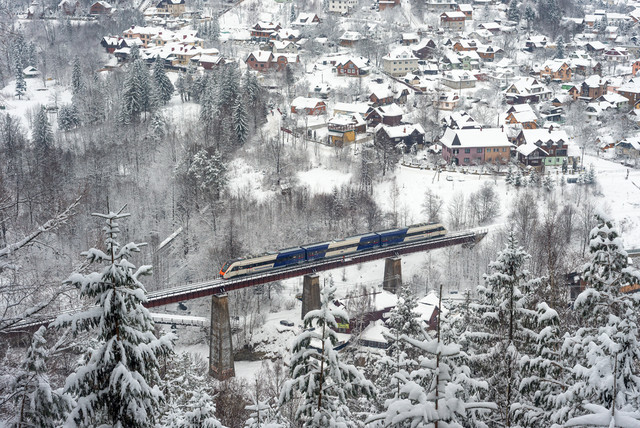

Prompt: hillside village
[{"left": 3, "top": 0, "right": 640, "bottom": 426}]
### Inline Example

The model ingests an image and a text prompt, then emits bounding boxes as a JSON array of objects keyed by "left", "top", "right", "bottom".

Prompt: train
[{"left": 219, "top": 222, "right": 447, "bottom": 279}]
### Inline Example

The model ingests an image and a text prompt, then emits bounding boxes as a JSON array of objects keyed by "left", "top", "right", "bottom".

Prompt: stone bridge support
[
  {"left": 383, "top": 257, "right": 402, "bottom": 293},
  {"left": 301, "top": 274, "right": 321, "bottom": 320},
  {"left": 209, "top": 293, "right": 235, "bottom": 379}
]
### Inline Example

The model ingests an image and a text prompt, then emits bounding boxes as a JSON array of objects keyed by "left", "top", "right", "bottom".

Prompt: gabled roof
[
  {"left": 440, "top": 127, "right": 512, "bottom": 148},
  {"left": 519, "top": 129, "right": 569, "bottom": 145},
  {"left": 291, "top": 97, "right": 325, "bottom": 109},
  {"left": 247, "top": 50, "right": 273, "bottom": 62},
  {"left": 374, "top": 103, "right": 404, "bottom": 117},
  {"left": 385, "top": 47, "right": 418, "bottom": 61},
  {"left": 517, "top": 143, "right": 548, "bottom": 156},
  {"left": 376, "top": 123, "right": 426, "bottom": 139},
  {"left": 333, "top": 102, "right": 370, "bottom": 115}
]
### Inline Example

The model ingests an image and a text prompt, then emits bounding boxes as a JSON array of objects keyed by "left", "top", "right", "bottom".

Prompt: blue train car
[
  {"left": 377, "top": 228, "right": 409, "bottom": 247},
  {"left": 273, "top": 247, "right": 306, "bottom": 268},
  {"left": 302, "top": 242, "right": 331, "bottom": 261},
  {"left": 357, "top": 233, "right": 380, "bottom": 251}
]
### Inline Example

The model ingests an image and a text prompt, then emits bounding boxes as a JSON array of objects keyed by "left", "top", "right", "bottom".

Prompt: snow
[{"left": 297, "top": 168, "right": 352, "bottom": 193}]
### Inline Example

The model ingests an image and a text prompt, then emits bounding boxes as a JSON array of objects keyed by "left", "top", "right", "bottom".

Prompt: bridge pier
[
  {"left": 209, "top": 293, "right": 235, "bottom": 379},
  {"left": 383, "top": 257, "right": 402, "bottom": 293},
  {"left": 301, "top": 274, "right": 321, "bottom": 320}
]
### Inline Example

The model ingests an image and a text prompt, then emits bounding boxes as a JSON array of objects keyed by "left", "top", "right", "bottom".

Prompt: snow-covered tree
[
  {"left": 120, "top": 58, "right": 153, "bottom": 123},
  {"left": 279, "top": 284, "right": 375, "bottom": 427},
  {"left": 233, "top": 96, "right": 249, "bottom": 147},
  {"left": 71, "top": 56, "right": 82, "bottom": 96},
  {"left": 556, "top": 213, "right": 640, "bottom": 426},
  {"left": 32, "top": 107, "right": 54, "bottom": 162},
  {"left": 57, "top": 104, "right": 80, "bottom": 131},
  {"left": 11, "top": 326, "right": 72, "bottom": 428},
  {"left": 53, "top": 207, "right": 174, "bottom": 428},
  {"left": 555, "top": 36, "right": 565, "bottom": 59},
  {"left": 14, "top": 58, "right": 25, "bottom": 100},
  {"left": 463, "top": 232, "right": 540, "bottom": 427},
  {"left": 507, "top": 0, "right": 520, "bottom": 22},
  {"left": 176, "top": 73, "right": 186, "bottom": 102},
  {"left": 180, "top": 391, "right": 226, "bottom": 428},
  {"left": 152, "top": 58, "right": 174, "bottom": 105}
]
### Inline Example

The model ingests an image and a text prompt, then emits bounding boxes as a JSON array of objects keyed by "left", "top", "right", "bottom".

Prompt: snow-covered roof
[
  {"left": 247, "top": 50, "right": 273, "bottom": 62},
  {"left": 385, "top": 47, "right": 418, "bottom": 61},
  {"left": 517, "top": 143, "right": 548, "bottom": 156},
  {"left": 440, "top": 127, "right": 512, "bottom": 149},
  {"left": 333, "top": 102, "right": 370, "bottom": 115},
  {"left": 519, "top": 128, "right": 569, "bottom": 145},
  {"left": 375, "top": 103, "right": 404, "bottom": 117},
  {"left": 291, "top": 97, "right": 325, "bottom": 109},
  {"left": 376, "top": 123, "right": 426, "bottom": 138}
]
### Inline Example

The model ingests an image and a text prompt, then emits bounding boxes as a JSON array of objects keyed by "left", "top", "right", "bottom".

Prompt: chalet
[
  {"left": 585, "top": 41, "right": 606, "bottom": 55},
  {"left": 198, "top": 53, "right": 227, "bottom": 70},
  {"left": 615, "top": 137, "right": 640, "bottom": 159},
  {"left": 101, "top": 36, "right": 124, "bottom": 53},
  {"left": 525, "top": 36, "right": 548, "bottom": 52},
  {"left": 375, "top": 123, "right": 426, "bottom": 151},
  {"left": 382, "top": 47, "right": 419, "bottom": 77},
  {"left": 412, "top": 39, "right": 437, "bottom": 59},
  {"left": 22, "top": 66, "right": 40, "bottom": 78},
  {"left": 540, "top": 105, "right": 564, "bottom": 122},
  {"left": 89, "top": 1, "right": 112, "bottom": 15},
  {"left": 245, "top": 51, "right": 274, "bottom": 71},
  {"left": 333, "top": 102, "right": 370, "bottom": 116},
  {"left": 335, "top": 57, "right": 371, "bottom": 77},
  {"left": 477, "top": 46, "right": 503, "bottom": 62},
  {"left": 379, "top": 0, "right": 401, "bottom": 10},
  {"left": 581, "top": 75, "right": 608, "bottom": 100},
  {"left": 328, "top": 0, "right": 357, "bottom": 14},
  {"left": 58, "top": 0, "right": 79, "bottom": 15},
  {"left": 339, "top": 31, "right": 362, "bottom": 47},
  {"left": 293, "top": 13, "right": 321, "bottom": 26},
  {"left": 604, "top": 47, "right": 629, "bottom": 63},
  {"left": 537, "top": 60, "right": 572, "bottom": 82},
  {"left": 291, "top": 97, "right": 326, "bottom": 115},
  {"left": 369, "top": 88, "right": 394, "bottom": 106},
  {"left": 516, "top": 143, "right": 548, "bottom": 167},
  {"left": 439, "top": 127, "right": 512, "bottom": 166},
  {"left": 309, "top": 84, "right": 331, "bottom": 99},
  {"left": 366, "top": 104, "right": 404, "bottom": 126},
  {"left": 515, "top": 128, "right": 569, "bottom": 166},
  {"left": 478, "top": 22, "right": 501, "bottom": 33},
  {"left": 440, "top": 70, "right": 476, "bottom": 89},
  {"left": 155, "top": 0, "right": 185, "bottom": 16},
  {"left": 585, "top": 102, "right": 613, "bottom": 122},
  {"left": 274, "top": 28, "right": 301, "bottom": 42},
  {"left": 504, "top": 77, "right": 551, "bottom": 104},
  {"left": 505, "top": 104, "right": 538, "bottom": 129},
  {"left": 272, "top": 40, "right": 298, "bottom": 54},
  {"left": 274, "top": 54, "right": 300, "bottom": 71},
  {"left": 441, "top": 111, "right": 481, "bottom": 129},
  {"left": 435, "top": 92, "right": 460, "bottom": 110},
  {"left": 569, "top": 58, "right": 602, "bottom": 77},
  {"left": 426, "top": 0, "right": 458, "bottom": 12},
  {"left": 452, "top": 39, "right": 477, "bottom": 52},
  {"left": 597, "top": 93, "right": 629, "bottom": 110},
  {"left": 251, "top": 22, "right": 281, "bottom": 42},
  {"left": 394, "top": 88, "right": 410, "bottom": 105},
  {"left": 618, "top": 79, "right": 640, "bottom": 106},
  {"left": 440, "top": 11, "right": 466, "bottom": 32},
  {"left": 401, "top": 33, "right": 420, "bottom": 46},
  {"left": 458, "top": 3, "right": 473, "bottom": 19},
  {"left": 327, "top": 113, "right": 366, "bottom": 147}
]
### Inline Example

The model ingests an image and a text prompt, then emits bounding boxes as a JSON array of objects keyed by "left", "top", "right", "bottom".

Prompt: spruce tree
[
  {"left": 53, "top": 207, "right": 174, "bottom": 428},
  {"left": 556, "top": 213, "right": 640, "bottom": 426},
  {"left": 279, "top": 284, "right": 375, "bottom": 427},
  {"left": 121, "top": 59, "right": 153, "bottom": 123},
  {"left": 555, "top": 36, "right": 565, "bottom": 59},
  {"left": 152, "top": 58, "right": 174, "bottom": 104},
  {"left": 233, "top": 96, "right": 249, "bottom": 147},
  {"left": 15, "top": 57, "right": 26, "bottom": 100},
  {"left": 12, "top": 326, "right": 72, "bottom": 428},
  {"left": 210, "top": 14, "right": 220, "bottom": 42},
  {"left": 507, "top": 0, "right": 520, "bottom": 23},
  {"left": 176, "top": 73, "right": 186, "bottom": 102},
  {"left": 32, "top": 107, "right": 54, "bottom": 162},
  {"left": 71, "top": 56, "right": 82, "bottom": 96}
]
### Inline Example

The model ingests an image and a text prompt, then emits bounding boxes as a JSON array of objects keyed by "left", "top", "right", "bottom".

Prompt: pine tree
[
  {"left": 15, "top": 57, "right": 26, "bottom": 100},
  {"left": 279, "top": 284, "right": 375, "bottom": 427},
  {"left": 463, "top": 232, "right": 540, "bottom": 427},
  {"left": 179, "top": 392, "right": 225, "bottom": 428},
  {"left": 555, "top": 36, "right": 565, "bottom": 59},
  {"left": 53, "top": 208, "right": 174, "bottom": 428},
  {"left": 12, "top": 326, "right": 72, "bottom": 428},
  {"left": 57, "top": 104, "right": 80, "bottom": 131},
  {"left": 290, "top": 4, "right": 296, "bottom": 23},
  {"left": 524, "top": 6, "right": 536, "bottom": 33},
  {"left": 556, "top": 213, "right": 640, "bottom": 426},
  {"left": 32, "top": 107, "right": 54, "bottom": 162},
  {"left": 121, "top": 58, "right": 153, "bottom": 123},
  {"left": 176, "top": 73, "right": 186, "bottom": 102},
  {"left": 71, "top": 56, "right": 82, "bottom": 96},
  {"left": 233, "top": 96, "right": 249, "bottom": 147},
  {"left": 152, "top": 58, "right": 174, "bottom": 104},
  {"left": 210, "top": 14, "right": 220, "bottom": 42},
  {"left": 507, "top": 0, "right": 520, "bottom": 23}
]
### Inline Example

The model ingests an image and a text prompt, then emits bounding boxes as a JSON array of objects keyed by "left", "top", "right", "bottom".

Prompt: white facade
[
  {"left": 382, "top": 48, "right": 419, "bottom": 77},
  {"left": 329, "top": 0, "right": 357, "bottom": 14}
]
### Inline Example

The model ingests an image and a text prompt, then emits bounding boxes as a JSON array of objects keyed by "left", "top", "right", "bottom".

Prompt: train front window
[{"left": 221, "top": 261, "right": 232, "bottom": 272}]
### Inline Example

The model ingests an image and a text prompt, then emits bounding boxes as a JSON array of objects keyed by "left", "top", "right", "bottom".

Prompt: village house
[
  {"left": 477, "top": 46, "right": 503, "bottom": 62},
  {"left": 251, "top": 22, "right": 281, "bottom": 42},
  {"left": 339, "top": 31, "right": 362, "bottom": 47},
  {"left": 335, "top": 56, "right": 371, "bottom": 77},
  {"left": 291, "top": 97, "right": 327, "bottom": 115},
  {"left": 401, "top": 33, "right": 420, "bottom": 46},
  {"left": 580, "top": 75, "right": 609, "bottom": 100},
  {"left": 379, "top": 0, "right": 401, "bottom": 10},
  {"left": 504, "top": 77, "right": 552, "bottom": 104},
  {"left": 155, "top": 0, "right": 185, "bottom": 17},
  {"left": 597, "top": 93, "right": 629, "bottom": 110},
  {"left": 516, "top": 143, "right": 548, "bottom": 168},
  {"left": 505, "top": 104, "right": 539, "bottom": 129},
  {"left": 333, "top": 102, "right": 370, "bottom": 116},
  {"left": 329, "top": 0, "right": 357, "bottom": 14},
  {"left": 615, "top": 136, "right": 640, "bottom": 160},
  {"left": 90, "top": 1, "right": 112, "bottom": 15},
  {"left": 375, "top": 123, "right": 426, "bottom": 151},
  {"left": 58, "top": 0, "right": 79, "bottom": 15},
  {"left": 101, "top": 36, "right": 124, "bottom": 53},
  {"left": 537, "top": 60, "right": 572, "bottom": 82},
  {"left": 441, "top": 111, "right": 481, "bottom": 129},
  {"left": 524, "top": 36, "right": 548, "bottom": 52},
  {"left": 453, "top": 39, "right": 478, "bottom": 52},
  {"left": 272, "top": 40, "right": 298, "bottom": 54},
  {"left": 440, "top": 70, "right": 477, "bottom": 89},
  {"left": 411, "top": 39, "right": 437, "bottom": 59},
  {"left": 293, "top": 13, "right": 321, "bottom": 26},
  {"left": 245, "top": 51, "right": 274, "bottom": 71},
  {"left": 440, "top": 11, "right": 466, "bottom": 32},
  {"left": 458, "top": 3, "right": 473, "bottom": 19},
  {"left": 327, "top": 114, "right": 366, "bottom": 147},
  {"left": 435, "top": 92, "right": 460, "bottom": 110},
  {"left": 515, "top": 128, "right": 569, "bottom": 167},
  {"left": 366, "top": 104, "right": 404, "bottom": 126},
  {"left": 369, "top": 88, "right": 394, "bottom": 106},
  {"left": 382, "top": 47, "right": 419, "bottom": 77},
  {"left": 604, "top": 47, "right": 629, "bottom": 63},
  {"left": 618, "top": 78, "right": 640, "bottom": 106},
  {"left": 426, "top": 0, "right": 458, "bottom": 12},
  {"left": 439, "top": 127, "right": 513, "bottom": 166}
]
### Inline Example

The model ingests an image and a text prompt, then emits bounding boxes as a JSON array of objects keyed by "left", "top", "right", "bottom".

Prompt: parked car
[{"left": 280, "top": 320, "right": 294, "bottom": 327}]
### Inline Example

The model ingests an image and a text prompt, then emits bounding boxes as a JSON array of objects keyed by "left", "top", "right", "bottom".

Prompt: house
[
  {"left": 505, "top": 104, "right": 538, "bottom": 129},
  {"left": 441, "top": 111, "right": 481, "bottom": 129},
  {"left": 251, "top": 22, "right": 281, "bottom": 42},
  {"left": 293, "top": 13, "right": 321, "bottom": 26},
  {"left": 274, "top": 28, "right": 301, "bottom": 42},
  {"left": 379, "top": 0, "right": 401, "bottom": 9},
  {"left": 22, "top": 66, "right": 40, "bottom": 78},
  {"left": 333, "top": 102, "right": 370, "bottom": 116},
  {"left": 515, "top": 128, "right": 569, "bottom": 166},
  {"left": 291, "top": 97, "right": 326, "bottom": 115},
  {"left": 274, "top": 53, "right": 300, "bottom": 71},
  {"left": 477, "top": 46, "right": 503, "bottom": 62},
  {"left": 272, "top": 40, "right": 298, "bottom": 54},
  {"left": 440, "top": 70, "right": 477, "bottom": 89},
  {"left": 426, "top": 0, "right": 458, "bottom": 12},
  {"left": 327, "top": 113, "right": 366, "bottom": 147},
  {"left": 58, "top": 0, "right": 79, "bottom": 15},
  {"left": 366, "top": 104, "right": 404, "bottom": 126},
  {"left": 375, "top": 123, "right": 426, "bottom": 151},
  {"left": 618, "top": 79, "right": 640, "bottom": 106},
  {"left": 604, "top": 47, "right": 629, "bottom": 63},
  {"left": 412, "top": 39, "right": 437, "bottom": 59},
  {"left": 585, "top": 41, "right": 606, "bottom": 55},
  {"left": 633, "top": 60, "right": 640, "bottom": 77},
  {"left": 516, "top": 143, "right": 548, "bottom": 167},
  {"left": 401, "top": 33, "right": 420, "bottom": 46},
  {"left": 382, "top": 47, "right": 419, "bottom": 77},
  {"left": 597, "top": 93, "right": 629, "bottom": 110},
  {"left": 339, "top": 31, "right": 362, "bottom": 47},
  {"left": 439, "top": 127, "right": 513, "bottom": 165},
  {"left": 440, "top": 11, "right": 466, "bottom": 32},
  {"left": 329, "top": 0, "right": 357, "bottom": 14},
  {"left": 540, "top": 105, "right": 564, "bottom": 122},
  {"left": 615, "top": 137, "right": 640, "bottom": 159},
  {"left": 245, "top": 51, "right": 274, "bottom": 71},
  {"left": 457, "top": 3, "right": 472, "bottom": 19},
  {"left": 581, "top": 75, "right": 609, "bottom": 100},
  {"left": 335, "top": 56, "right": 371, "bottom": 77},
  {"left": 504, "top": 77, "right": 552, "bottom": 104},
  {"left": 452, "top": 39, "right": 477, "bottom": 51},
  {"left": 525, "top": 36, "right": 548, "bottom": 51},
  {"left": 585, "top": 102, "right": 613, "bottom": 122},
  {"left": 155, "top": 0, "right": 185, "bottom": 16},
  {"left": 101, "top": 36, "right": 124, "bottom": 53},
  {"left": 435, "top": 92, "right": 460, "bottom": 110},
  {"left": 369, "top": 88, "right": 394, "bottom": 106},
  {"left": 537, "top": 60, "right": 572, "bottom": 82},
  {"left": 89, "top": 1, "right": 112, "bottom": 15}
]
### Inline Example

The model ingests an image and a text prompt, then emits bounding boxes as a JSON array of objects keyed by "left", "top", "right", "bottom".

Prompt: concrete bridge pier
[
  {"left": 209, "top": 293, "right": 235, "bottom": 379},
  {"left": 383, "top": 257, "right": 402, "bottom": 293},
  {"left": 301, "top": 274, "right": 321, "bottom": 320}
]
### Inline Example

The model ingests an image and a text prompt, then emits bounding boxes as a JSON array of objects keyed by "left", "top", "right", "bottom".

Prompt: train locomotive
[{"left": 219, "top": 223, "right": 447, "bottom": 279}]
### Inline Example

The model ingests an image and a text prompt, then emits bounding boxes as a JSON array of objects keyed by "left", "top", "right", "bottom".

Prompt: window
[
  {"left": 502, "top": 147, "right": 507, "bottom": 152},
  {"left": 477, "top": 148, "right": 482, "bottom": 153},
  {"left": 464, "top": 157, "right": 470, "bottom": 163},
  {"left": 464, "top": 148, "right": 470, "bottom": 153}
]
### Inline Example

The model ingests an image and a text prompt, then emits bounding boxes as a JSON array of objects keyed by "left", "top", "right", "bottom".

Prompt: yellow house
[{"left": 156, "top": 0, "right": 185, "bottom": 16}]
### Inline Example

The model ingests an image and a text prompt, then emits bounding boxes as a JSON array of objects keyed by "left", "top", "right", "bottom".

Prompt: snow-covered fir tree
[
  {"left": 53, "top": 207, "right": 174, "bottom": 428},
  {"left": 32, "top": 107, "right": 54, "bottom": 162},
  {"left": 179, "top": 391, "right": 226, "bottom": 428},
  {"left": 463, "top": 232, "right": 540, "bottom": 427},
  {"left": 120, "top": 58, "right": 153, "bottom": 123},
  {"left": 11, "top": 326, "right": 72, "bottom": 428},
  {"left": 71, "top": 56, "right": 82, "bottom": 96},
  {"left": 279, "top": 283, "right": 375, "bottom": 427},
  {"left": 14, "top": 58, "right": 25, "bottom": 100},
  {"left": 152, "top": 58, "right": 174, "bottom": 105},
  {"left": 556, "top": 213, "right": 640, "bottom": 426},
  {"left": 233, "top": 96, "right": 249, "bottom": 147},
  {"left": 57, "top": 104, "right": 80, "bottom": 131}
]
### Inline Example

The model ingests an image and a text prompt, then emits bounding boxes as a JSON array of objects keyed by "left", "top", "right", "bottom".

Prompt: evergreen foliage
[
  {"left": 14, "top": 57, "right": 26, "bottom": 100},
  {"left": 71, "top": 56, "right": 83, "bottom": 96},
  {"left": 233, "top": 96, "right": 249, "bottom": 147},
  {"left": 53, "top": 208, "right": 174, "bottom": 428},
  {"left": 121, "top": 59, "right": 154, "bottom": 123},
  {"left": 152, "top": 59, "right": 174, "bottom": 105}
]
